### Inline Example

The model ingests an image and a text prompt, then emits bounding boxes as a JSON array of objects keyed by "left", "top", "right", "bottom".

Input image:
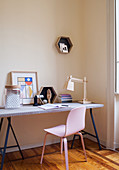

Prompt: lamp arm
[
  {"left": 70, "top": 76, "right": 87, "bottom": 102},
  {"left": 71, "top": 77, "right": 83, "bottom": 83},
  {"left": 83, "top": 77, "right": 87, "bottom": 101}
]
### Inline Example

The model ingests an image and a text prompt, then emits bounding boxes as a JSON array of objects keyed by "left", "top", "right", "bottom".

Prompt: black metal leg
[
  {"left": 71, "top": 135, "right": 76, "bottom": 149},
  {"left": 0, "top": 117, "right": 11, "bottom": 170},
  {"left": 9, "top": 119, "right": 24, "bottom": 159},
  {"left": 0, "top": 118, "right": 3, "bottom": 132},
  {"left": 90, "top": 108, "right": 102, "bottom": 150},
  {"left": 0, "top": 118, "right": 4, "bottom": 155},
  {"left": 79, "top": 135, "right": 81, "bottom": 142},
  {"left": 0, "top": 117, "right": 24, "bottom": 170}
]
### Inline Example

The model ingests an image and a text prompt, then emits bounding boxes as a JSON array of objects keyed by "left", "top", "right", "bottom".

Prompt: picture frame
[{"left": 11, "top": 71, "right": 38, "bottom": 104}]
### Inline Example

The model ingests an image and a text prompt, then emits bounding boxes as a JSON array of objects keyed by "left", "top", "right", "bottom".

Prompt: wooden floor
[{"left": 0, "top": 138, "right": 119, "bottom": 170}]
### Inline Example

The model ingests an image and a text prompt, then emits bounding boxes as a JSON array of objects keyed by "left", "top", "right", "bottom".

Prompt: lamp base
[{"left": 78, "top": 100, "right": 92, "bottom": 104}]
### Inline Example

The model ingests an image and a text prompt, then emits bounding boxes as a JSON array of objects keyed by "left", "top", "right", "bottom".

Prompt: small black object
[{"left": 33, "top": 95, "right": 38, "bottom": 106}]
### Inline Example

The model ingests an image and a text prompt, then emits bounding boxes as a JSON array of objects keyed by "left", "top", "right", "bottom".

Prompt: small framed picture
[
  {"left": 11, "top": 71, "right": 38, "bottom": 104},
  {"left": 59, "top": 43, "right": 68, "bottom": 53}
]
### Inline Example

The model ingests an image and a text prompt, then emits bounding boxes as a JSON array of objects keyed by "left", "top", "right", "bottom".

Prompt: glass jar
[{"left": 5, "top": 85, "right": 21, "bottom": 109}]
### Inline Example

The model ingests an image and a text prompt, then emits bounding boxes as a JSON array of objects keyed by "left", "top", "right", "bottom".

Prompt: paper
[{"left": 38, "top": 103, "right": 69, "bottom": 110}]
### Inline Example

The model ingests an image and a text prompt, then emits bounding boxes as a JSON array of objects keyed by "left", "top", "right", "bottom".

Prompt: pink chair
[{"left": 40, "top": 106, "right": 87, "bottom": 170}]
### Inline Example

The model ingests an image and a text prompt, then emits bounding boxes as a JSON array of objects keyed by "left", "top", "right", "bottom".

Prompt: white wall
[
  {"left": 115, "top": 0, "right": 119, "bottom": 149},
  {"left": 0, "top": 0, "right": 108, "bottom": 149},
  {"left": 115, "top": 96, "right": 119, "bottom": 148}
]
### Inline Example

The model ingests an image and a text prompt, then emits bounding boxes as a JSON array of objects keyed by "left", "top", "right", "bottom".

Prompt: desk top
[{"left": 0, "top": 103, "right": 104, "bottom": 118}]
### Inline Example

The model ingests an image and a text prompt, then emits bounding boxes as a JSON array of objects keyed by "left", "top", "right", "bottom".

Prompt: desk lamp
[{"left": 65, "top": 75, "right": 91, "bottom": 104}]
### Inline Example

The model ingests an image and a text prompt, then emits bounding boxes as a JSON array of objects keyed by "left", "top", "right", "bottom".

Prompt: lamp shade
[
  {"left": 64, "top": 77, "right": 74, "bottom": 91},
  {"left": 66, "top": 79, "right": 74, "bottom": 91}
]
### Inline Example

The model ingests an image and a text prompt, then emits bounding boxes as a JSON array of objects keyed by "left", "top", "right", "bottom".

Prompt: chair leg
[
  {"left": 78, "top": 132, "right": 87, "bottom": 162},
  {"left": 60, "top": 137, "right": 63, "bottom": 154},
  {"left": 64, "top": 138, "right": 69, "bottom": 170},
  {"left": 40, "top": 132, "right": 48, "bottom": 164}
]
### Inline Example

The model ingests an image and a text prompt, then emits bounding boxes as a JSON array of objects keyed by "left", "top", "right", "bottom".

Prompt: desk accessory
[
  {"left": 64, "top": 75, "right": 91, "bottom": 104},
  {"left": 5, "top": 85, "right": 21, "bottom": 108},
  {"left": 33, "top": 95, "right": 44, "bottom": 105},
  {"left": 33, "top": 95, "right": 38, "bottom": 106}
]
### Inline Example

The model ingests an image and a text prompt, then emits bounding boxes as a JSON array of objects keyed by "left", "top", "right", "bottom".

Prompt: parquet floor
[{"left": 0, "top": 138, "right": 119, "bottom": 170}]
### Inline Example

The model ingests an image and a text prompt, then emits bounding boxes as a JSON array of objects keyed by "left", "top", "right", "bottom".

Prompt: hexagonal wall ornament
[
  {"left": 38, "top": 86, "right": 57, "bottom": 104},
  {"left": 56, "top": 36, "right": 73, "bottom": 54}
]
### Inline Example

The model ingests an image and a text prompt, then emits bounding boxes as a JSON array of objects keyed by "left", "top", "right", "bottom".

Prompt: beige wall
[
  {"left": 0, "top": 0, "right": 84, "bottom": 148},
  {"left": 0, "top": 0, "right": 84, "bottom": 99},
  {"left": 0, "top": 0, "right": 108, "bottom": 149},
  {"left": 82, "top": 0, "right": 107, "bottom": 145}
]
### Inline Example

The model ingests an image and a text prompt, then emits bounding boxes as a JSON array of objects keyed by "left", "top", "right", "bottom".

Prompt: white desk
[
  {"left": 0, "top": 103, "right": 103, "bottom": 117},
  {"left": 0, "top": 103, "right": 104, "bottom": 170}
]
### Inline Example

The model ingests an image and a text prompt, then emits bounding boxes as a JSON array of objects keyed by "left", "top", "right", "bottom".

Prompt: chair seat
[{"left": 44, "top": 125, "right": 66, "bottom": 137}]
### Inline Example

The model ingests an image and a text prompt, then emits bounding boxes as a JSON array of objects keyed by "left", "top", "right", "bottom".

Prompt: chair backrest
[{"left": 65, "top": 106, "right": 86, "bottom": 136}]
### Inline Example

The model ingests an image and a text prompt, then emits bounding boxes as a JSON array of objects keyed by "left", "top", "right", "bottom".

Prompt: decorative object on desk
[
  {"left": 33, "top": 95, "right": 38, "bottom": 106},
  {"left": 36, "top": 95, "right": 44, "bottom": 105},
  {"left": 55, "top": 36, "right": 73, "bottom": 54},
  {"left": 11, "top": 71, "right": 38, "bottom": 104},
  {"left": 38, "top": 86, "right": 57, "bottom": 104},
  {"left": 59, "top": 94, "right": 72, "bottom": 103},
  {"left": 47, "top": 89, "right": 52, "bottom": 103},
  {"left": 43, "top": 99, "right": 47, "bottom": 104},
  {"left": 5, "top": 85, "right": 21, "bottom": 108},
  {"left": 64, "top": 75, "right": 91, "bottom": 104}
]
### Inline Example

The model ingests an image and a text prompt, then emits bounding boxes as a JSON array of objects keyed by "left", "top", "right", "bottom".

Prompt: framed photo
[
  {"left": 11, "top": 71, "right": 38, "bottom": 104},
  {"left": 59, "top": 43, "right": 68, "bottom": 53}
]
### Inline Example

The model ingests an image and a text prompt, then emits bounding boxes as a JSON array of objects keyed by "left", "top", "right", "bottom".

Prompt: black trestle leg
[
  {"left": 0, "top": 117, "right": 24, "bottom": 170},
  {"left": 0, "top": 117, "right": 10, "bottom": 170},
  {"left": 90, "top": 108, "right": 102, "bottom": 150},
  {"left": 0, "top": 118, "right": 4, "bottom": 155},
  {"left": 0, "top": 118, "right": 3, "bottom": 132},
  {"left": 79, "top": 135, "right": 81, "bottom": 142},
  {"left": 8, "top": 118, "right": 24, "bottom": 159},
  {"left": 71, "top": 135, "right": 76, "bottom": 149}
]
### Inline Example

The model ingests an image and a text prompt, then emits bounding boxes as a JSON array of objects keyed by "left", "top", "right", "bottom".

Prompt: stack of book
[{"left": 59, "top": 94, "right": 72, "bottom": 103}]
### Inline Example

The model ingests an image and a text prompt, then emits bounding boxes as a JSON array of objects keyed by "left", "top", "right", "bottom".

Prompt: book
[
  {"left": 59, "top": 94, "right": 72, "bottom": 103},
  {"left": 38, "top": 103, "right": 69, "bottom": 110}
]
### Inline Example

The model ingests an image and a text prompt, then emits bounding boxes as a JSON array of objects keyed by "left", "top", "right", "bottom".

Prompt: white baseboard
[
  {"left": 5, "top": 135, "right": 106, "bottom": 153},
  {"left": 5, "top": 140, "right": 60, "bottom": 153},
  {"left": 5, "top": 136, "right": 73, "bottom": 153},
  {"left": 83, "top": 134, "right": 106, "bottom": 147},
  {"left": 114, "top": 142, "right": 119, "bottom": 149}
]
